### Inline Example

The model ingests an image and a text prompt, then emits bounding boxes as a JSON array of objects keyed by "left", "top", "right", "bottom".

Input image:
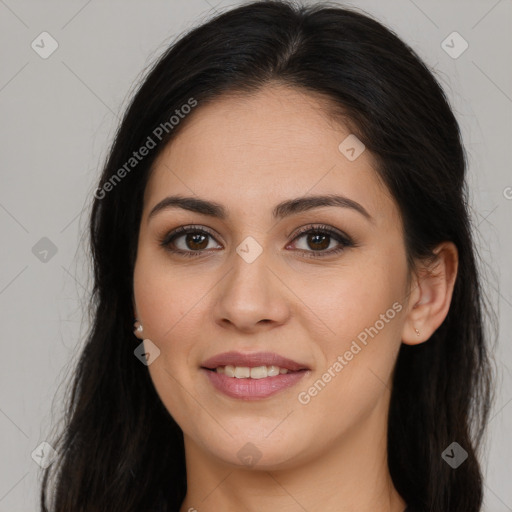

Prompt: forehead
[{"left": 143, "top": 85, "right": 397, "bottom": 226}]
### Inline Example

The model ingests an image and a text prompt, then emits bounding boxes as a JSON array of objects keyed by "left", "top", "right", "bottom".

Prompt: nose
[{"left": 212, "top": 245, "right": 291, "bottom": 333}]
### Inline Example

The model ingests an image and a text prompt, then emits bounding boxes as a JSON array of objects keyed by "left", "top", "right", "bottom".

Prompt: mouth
[
  {"left": 202, "top": 365, "right": 306, "bottom": 378},
  {"left": 200, "top": 350, "right": 310, "bottom": 374},
  {"left": 200, "top": 351, "right": 310, "bottom": 400}
]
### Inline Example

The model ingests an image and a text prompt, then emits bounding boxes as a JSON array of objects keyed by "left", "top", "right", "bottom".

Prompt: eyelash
[{"left": 159, "top": 224, "right": 356, "bottom": 259}]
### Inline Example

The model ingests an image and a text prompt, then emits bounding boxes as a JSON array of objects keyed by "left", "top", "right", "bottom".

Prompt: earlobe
[
  {"left": 401, "top": 241, "right": 458, "bottom": 345},
  {"left": 133, "top": 320, "right": 144, "bottom": 340}
]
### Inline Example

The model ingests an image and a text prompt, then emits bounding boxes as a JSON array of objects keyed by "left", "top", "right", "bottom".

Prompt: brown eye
[
  {"left": 287, "top": 224, "right": 355, "bottom": 259},
  {"left": 160, "top": 226, "right": 222, "bottom": 257},
  {"left": 182, "top": 232, "right": 209, "bottom": 250},
  {"left": 303, "top": 232, "right": 331, "bottom": 251},
  {"left": 160, "top": 224, "right": 355, "bottom": 259}
]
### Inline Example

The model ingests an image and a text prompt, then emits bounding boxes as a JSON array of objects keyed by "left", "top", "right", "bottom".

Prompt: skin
[{"left": 132, "top": 84, "right": 458, "bottom": 512}]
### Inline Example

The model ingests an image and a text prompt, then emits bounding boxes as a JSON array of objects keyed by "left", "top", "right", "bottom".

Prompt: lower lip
[{"left": 201, "top": 368, "right": 309, "bottom": 400}]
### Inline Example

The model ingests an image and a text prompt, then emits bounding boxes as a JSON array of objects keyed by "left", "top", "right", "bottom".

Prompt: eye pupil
[
  {"left": 308, "top": 233, "right": 329, "bottom": 250},
  {"left": 187, "top": 233, "right": 208, "bottom": 250}
]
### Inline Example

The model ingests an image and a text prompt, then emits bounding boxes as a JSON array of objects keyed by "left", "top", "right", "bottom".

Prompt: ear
[{"left": 401, "top": 241, "right": 458, "bottom": 345}]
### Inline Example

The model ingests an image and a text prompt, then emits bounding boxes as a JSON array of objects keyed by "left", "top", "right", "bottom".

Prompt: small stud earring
[
  {"left": 134, "top": 320, "right": 143, "bottom": 333},
  {"left": 414, "top": 328, "right": 420, "bottom": 336}
]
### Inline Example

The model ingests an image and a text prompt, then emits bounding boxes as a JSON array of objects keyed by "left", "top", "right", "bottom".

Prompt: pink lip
[
  {"left": 201, "top": 368, "right": 309, "bottom": 400},
  {"left": 201, "top": 351, "right": 309, "bottom": 371}
]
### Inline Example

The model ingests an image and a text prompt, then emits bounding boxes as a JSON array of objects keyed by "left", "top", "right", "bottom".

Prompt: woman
[{"left": 40, "top": 1, "right": 494, "bottom": 511}]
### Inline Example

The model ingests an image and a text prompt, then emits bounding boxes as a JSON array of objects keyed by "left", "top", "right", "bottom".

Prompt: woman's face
[{"left": 133, "top": 84, "right": 412, "bottom": 469}]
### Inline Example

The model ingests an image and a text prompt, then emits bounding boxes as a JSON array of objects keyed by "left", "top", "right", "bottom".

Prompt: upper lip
[{"left": 201, "top": 351, "right": 309, "bottom": 371}]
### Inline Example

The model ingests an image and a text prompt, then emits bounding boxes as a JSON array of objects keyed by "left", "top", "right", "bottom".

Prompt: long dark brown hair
[{"left": 41, "top": 1, "right": 495, "bottom": 510}]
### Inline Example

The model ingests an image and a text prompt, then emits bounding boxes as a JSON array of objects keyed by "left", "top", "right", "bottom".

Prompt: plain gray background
[{"left": 0, "top": 0, "right": 510, "bottom": 510}]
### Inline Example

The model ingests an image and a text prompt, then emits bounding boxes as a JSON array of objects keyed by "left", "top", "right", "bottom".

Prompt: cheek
[
  {"left": 306, "top": 249, "right": 407, "bottom": 387},
  {"left": 133, "top": 255, "right": 205, "bottom": 423},
  {"left": 132, "top": 252, "right": 215, "bottom": 395},
  {"left": 299, "top": 256, "right": 405, "bottom": 342},
  {"left": 294, "top": 286, "right": 404, "bottom": 439},
  {"left": 133, "top": 249, "right": 197, "bottom": 341}
]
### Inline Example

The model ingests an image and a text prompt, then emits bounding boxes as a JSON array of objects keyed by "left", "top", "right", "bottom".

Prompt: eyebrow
[{"left": 147, "top": 194, "right": 373, "bottom": 223}]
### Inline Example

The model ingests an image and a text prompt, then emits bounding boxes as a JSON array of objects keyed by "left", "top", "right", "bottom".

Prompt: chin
[{"left": 202, "top": 434, "right": 308, "bottom": 471}]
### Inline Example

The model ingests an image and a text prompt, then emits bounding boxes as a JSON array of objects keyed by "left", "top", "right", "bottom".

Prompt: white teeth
[
  {"left": 266, "top": 365, "right": 280, "bottom": 377},
  {"left": 234, "top": 366, "right": 250, "bottom": 378},
  {"left": 249, "top": 366, "right": 267, "bottom": 379},
  {"left": 224, "top": 365, "right": 235, "bottom": 377},
  {"left": 216, "top": 365, "right": 290, "bottom": 378}
]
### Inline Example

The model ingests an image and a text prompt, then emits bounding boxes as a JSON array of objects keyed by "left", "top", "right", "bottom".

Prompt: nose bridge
[
  {"left": 213, "top": 234, "right": 289, "bottom": 329},
  {"left": 227, "top": 235, "right": 273, "bottom": 301}
]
